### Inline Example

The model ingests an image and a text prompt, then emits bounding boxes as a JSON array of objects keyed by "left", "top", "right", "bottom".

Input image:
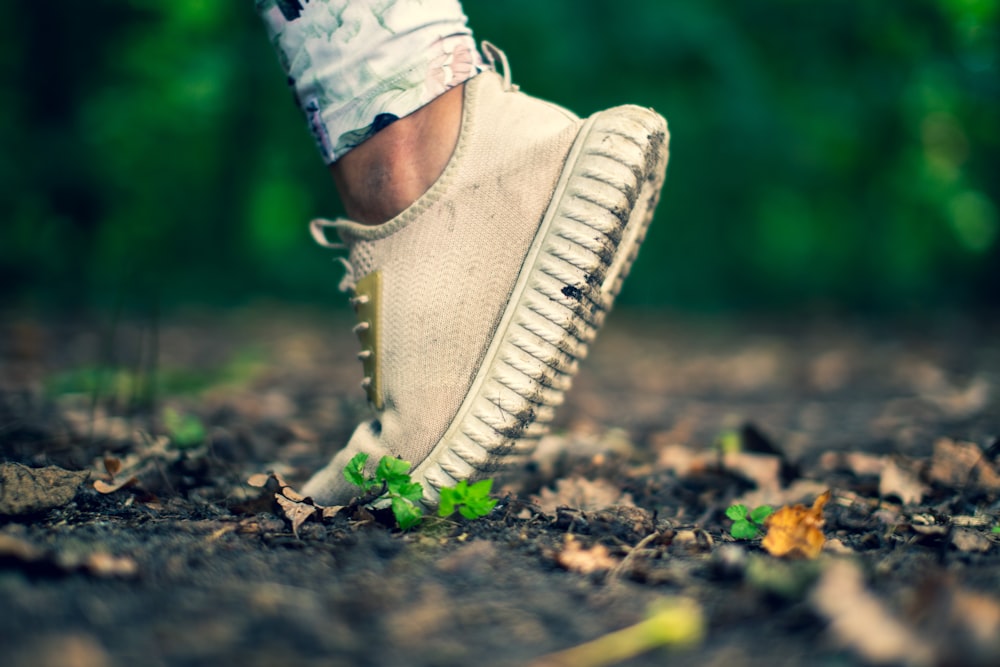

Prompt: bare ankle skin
[{"left": 329, "top": 84, "right": 465, "bottom": 225}]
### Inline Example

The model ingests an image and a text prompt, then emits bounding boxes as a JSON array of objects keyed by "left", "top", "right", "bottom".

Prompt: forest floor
[{"left": 2, "top": 306, "right": 1000, "bottom": 667}]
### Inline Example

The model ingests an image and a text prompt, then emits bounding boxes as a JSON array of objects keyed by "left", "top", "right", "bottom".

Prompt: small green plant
[
  {"left": 726, "top": 503, "right": 774, "bottom": 539},
  {"left": 438, "top": 479, "right": 497, "bottom": 519},
  {"left": 163, "top": 407, "right": 206, "bottom": 448},
  {"left": 715, "top": 429, "right": 743, "bottom": 455},
  {"left": 343, "top": 454, "right": 498, "bottom": 529},
  {"left": 344, "top": 453, "right": 425, "bottom": 529}
]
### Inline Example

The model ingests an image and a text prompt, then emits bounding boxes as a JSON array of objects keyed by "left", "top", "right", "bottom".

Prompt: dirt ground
[{"left": 2, "top": 307, "right": 999, "bottom": 667}]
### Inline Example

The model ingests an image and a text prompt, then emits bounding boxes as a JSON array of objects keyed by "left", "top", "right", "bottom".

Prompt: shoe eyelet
[{"left": 352, "top": 271, "right": 383, "bottom": 410}]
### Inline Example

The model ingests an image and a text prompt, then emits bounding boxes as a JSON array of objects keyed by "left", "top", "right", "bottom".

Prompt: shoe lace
[
  {"left": 481, "top": 41, "right": 519, "bottom": 92},
  {"left": 309, "top": 217, "right": 356, "bottom": 292},
  {"left": 310, "top": 217, "right": 382, "bottom": 405}
]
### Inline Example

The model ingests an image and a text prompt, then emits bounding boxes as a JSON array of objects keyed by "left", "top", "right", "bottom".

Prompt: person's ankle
[{"left": 329, "top": 84, "right": 465, "bottom": 225}]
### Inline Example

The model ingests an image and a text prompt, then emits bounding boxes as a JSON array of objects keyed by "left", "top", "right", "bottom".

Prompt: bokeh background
[{"left": 2, "top": 0, "right": 997, "bottom": 315}]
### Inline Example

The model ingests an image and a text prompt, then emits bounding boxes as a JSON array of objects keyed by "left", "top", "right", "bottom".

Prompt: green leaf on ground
[
  {"left": 731, "top": 520, "right": 761, "bottom": 540},
  {"left": 727, "top": 503, "right": 772, "bottom": 540},
  {"left": 376, "top": 456, "right": 412, "bottom": 486},
  {"left": 163, "top": 407, "right": 206, "bottom": 449},
  {"left": 391, "top": 496, "right": 423, "bottom": 530},
  {"left": 343, "top": 452, "right": 371, "bottom": 490},
  {"left": 438, "top": 479, "right": 497, "bottom": 520},
  {"left": 342, "top": 454, "right": 424, "bottom": 530},
  {"left": 725, "top": 504, "right": 749, "bottom": 521}
]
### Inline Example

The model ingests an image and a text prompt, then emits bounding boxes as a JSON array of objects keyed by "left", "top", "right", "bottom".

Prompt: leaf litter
[{"left": 3, "top": 312, "right": 1000, "bottom": 666}]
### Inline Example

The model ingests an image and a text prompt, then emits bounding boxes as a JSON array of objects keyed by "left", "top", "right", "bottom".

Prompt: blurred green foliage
[
  {"left": 2, "top": 0, "right": 997, "bottom": 313},
  {"left": 44, "top": 346, "right": 264, "bottom": 408}
]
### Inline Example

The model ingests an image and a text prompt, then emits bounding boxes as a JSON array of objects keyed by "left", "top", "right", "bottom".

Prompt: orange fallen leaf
[{"left": 761, "top": 490, "right": 830, "bottom": 559}]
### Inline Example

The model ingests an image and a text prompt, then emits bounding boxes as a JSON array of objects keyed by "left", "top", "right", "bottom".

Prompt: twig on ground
[{"left": 609, "top": 531, "right": 662, "bottom": 581}]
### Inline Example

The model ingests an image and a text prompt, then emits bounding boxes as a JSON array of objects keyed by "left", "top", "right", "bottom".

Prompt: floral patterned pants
[{"left": 255, "top": 0, "right": 484, "bottom": 164}]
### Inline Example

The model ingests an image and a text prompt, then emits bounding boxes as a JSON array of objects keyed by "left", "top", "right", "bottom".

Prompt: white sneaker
[{"left": 303, "top": 44, "right": 669, "bottom": 506}]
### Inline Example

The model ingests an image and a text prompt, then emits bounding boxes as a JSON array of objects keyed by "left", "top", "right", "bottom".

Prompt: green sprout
[
  {"left": 344, "top": 453, "right": 424, "bottom": 529},
  {"left": 726, "top": 503, "right": 774, "bottom": 539},
  {"left": 715, "top": 429, "right": 743, "bottom": 455},
  {"left": 343, "top": 454, "right": 498, "bottom": 529},
  {"left": 163, "top": 407, "right": 206, "bottom": 449},
  {"left": 438, "top": 479, "right": 497, "bottom": 519}
]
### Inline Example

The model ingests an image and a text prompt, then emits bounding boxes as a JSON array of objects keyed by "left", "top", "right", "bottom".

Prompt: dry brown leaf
[
  {"left": 84, "top": 552, "right": 139, "bottom": 578},
  {"left": 906, "top": 577, "right": 1000, "bottom": 663},
  {"left": 275, "top": 494, "right": 316, "bottom": 536},
  {"left": 556, "top": 535, "right": 618, "bottom": 575},
  {"left": 533, "top": 477, "right": 635, "bottom": 514},
  {"left": 1, "top": 533, "right": 137, "bottom": 578},
  {"left": 281, "top": 484, "right": 307, "bottom": 503},
  {"left": 529, "top": 429, "right": 637, "bottom": 479},
  {"left": 246, "top": 473, "right": 270, "bottom": 488},
  {"left": 0, "top": 533, "right": 44, "bottom": 562},
  {"left": 92, "top": 434, "right": 178, "bottom": 495},
  {"left": 93, "top": 476, "right": 139, "bottom": 494},
  {"left": 103, "top": 457, "right": 122, "bottom": 477},
  {"left": 923, "top": 375, "right": 990, "bottom": 419},
  {"left": 928, "top": 438, "right": 1000, "bottom": 493},
  {"left": 811, "top": 559, "right": 934, "bottom": 666},
  {"left": 948, "top": 587, "right": 1000, "bottom": 648},
  {"left": 722, "top": 452, "right": 782, "bottom": 495},
  {"left": 951, "top": 528, "right": 992, "bottom": 553},
  {"left": 0, "top": 463, "right": 89, "bottom": 515},
  {"left": 320, "top": 505, "right": 345, "bottom": 520},
  {"left": 736, "top": 479, "right": 829, "bottom": 512},
  {"left": 761, "top": 490, "right": 830, "bottom": 559},
  {"left": 819, "top": 451, "right": 886, "bottom": 477},
  {"left": 249, "top": 471, "right": 332, "bottom": 533},
  {"left": 656, "top": 443, "right": 712, "bottom": 477},
  {"left": 879, "top": 459, "right": 927, "bottom": 505}
]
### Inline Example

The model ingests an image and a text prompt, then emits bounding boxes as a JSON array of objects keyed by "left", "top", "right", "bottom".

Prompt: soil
[{"left": 2, "top": 307, "right": 999, "bottom": 667}]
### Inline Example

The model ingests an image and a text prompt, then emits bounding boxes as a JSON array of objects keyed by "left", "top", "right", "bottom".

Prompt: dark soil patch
[{"left": 2, "top": 308, "right": 999, "bottom": 666}]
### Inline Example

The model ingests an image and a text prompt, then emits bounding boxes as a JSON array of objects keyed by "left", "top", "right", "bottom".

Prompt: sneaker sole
[{"left": 411, "top": 106, "right": 670, "bottom": 504}]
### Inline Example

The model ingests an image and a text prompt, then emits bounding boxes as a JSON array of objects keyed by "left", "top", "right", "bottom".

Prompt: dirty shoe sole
[{"left": 412, "top": 106, "right": 669, "bottom": 504}]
